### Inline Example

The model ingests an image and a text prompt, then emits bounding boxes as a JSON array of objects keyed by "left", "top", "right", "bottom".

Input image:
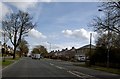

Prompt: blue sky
[{"left": 0, "top": 1, "right": 102, "bottom": 52}]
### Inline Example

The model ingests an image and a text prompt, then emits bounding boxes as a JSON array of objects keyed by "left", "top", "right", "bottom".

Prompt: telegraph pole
[{"left": 89, "top": 33, "right": 92, "bottom": 66}]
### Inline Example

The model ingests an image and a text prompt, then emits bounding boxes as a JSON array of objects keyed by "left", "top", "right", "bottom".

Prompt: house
[
  {"left": 75, "top": 44, "right": 96, "bottom": 61},
  {"left": 57, "top": 48, "right": 68, "bottom": 59},
  {"left": 49, "top": 47, "right": 76, "bottom": 60},
  {"left": 48, "top": 51, "right": 55, "bottom": 58},
  {"left": 64, "top": 47, "right": 76, "bottom": 60}
]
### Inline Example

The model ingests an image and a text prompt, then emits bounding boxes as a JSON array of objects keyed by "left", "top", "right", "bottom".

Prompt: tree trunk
[
  {"left": 19, "top": 51, "right": 22, "bottom": 57},
  {"left": 13, "top": 46, "right": 16, "bottom": 59}
]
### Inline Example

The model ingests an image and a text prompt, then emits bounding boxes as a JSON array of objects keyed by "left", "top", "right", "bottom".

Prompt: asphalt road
[{"left": 2, "top": 57, "right": 120, "bottom": 79}]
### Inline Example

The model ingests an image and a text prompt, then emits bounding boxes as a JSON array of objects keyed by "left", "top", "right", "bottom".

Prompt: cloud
[
  {"left": 28, "top": 28, "right": 47, "bottom": 39},
  {"left": 3, "top": 0, "right": 53, "bottom": 2},
  {"left": 0, "top": 28, "right": 3, "bottom": 37},
  {"left": 0, "top": 2, "right": 2, "bottom": 21},
  {"left": 40, "top": 0, "right": 52, "bottom": 2},
  {"left": 62, "top": 28, "right": 97, "bottom": 41},
  {"left": 43, "top": 42, "right": 64, "bottom": 52},
  {"left": 3, "top": 0, "right": 37, "bottom": 2},
  {"left": 3, "top": 0, "right": 113, "bottom": 2},
  {"left": 0, "top": 2, "right": 12, "bottom": 21},
  {"left": 1, "top": 0, "right": 47, "bottom": 22},
  {"left": 28, "top": 28, "right": 97, "bottom": 52},
  {"left": 4, "top": 0, "right": 38, "bottom": 11},
  {"left": 45, "top": 41, "right": 91, "bottom": 52}
]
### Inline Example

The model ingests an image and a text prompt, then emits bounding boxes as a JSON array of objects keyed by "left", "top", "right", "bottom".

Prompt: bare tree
[
  {"left": 2, "top": 10, "right": 35, "bottom": 59},
  {"left": 95, "top": 2, "right": 120, "bottom": 35}
]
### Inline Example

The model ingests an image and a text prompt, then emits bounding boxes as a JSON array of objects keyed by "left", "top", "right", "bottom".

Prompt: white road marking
[
  {"left": 50, "top": 63, "right": 54, "bottom": 66},
  {"left": 55, "top": 66, "right": 64, "bottom": 69},
  {"left": 68, "top": 71, "right": 100, "bottom": 79},
  {"left": 73, "top": 71, "right": 94, "bottom": 77},
  {"left": 49, "top": 63, "right": 66, "bottom": 70},
  {"left": 67, "top": 71, "right": 82, "bottom": 77}
]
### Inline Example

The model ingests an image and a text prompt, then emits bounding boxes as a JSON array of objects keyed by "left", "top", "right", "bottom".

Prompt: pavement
[{"left": 2, "top": 57, "right": 120, "bottom": 79}]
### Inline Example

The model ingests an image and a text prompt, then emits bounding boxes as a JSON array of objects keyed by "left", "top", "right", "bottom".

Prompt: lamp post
[{"left": 98, "top": 9, "right": 110, "bottom": 68}]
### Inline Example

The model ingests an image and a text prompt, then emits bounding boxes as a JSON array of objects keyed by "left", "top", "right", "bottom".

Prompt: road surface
[{"left": 2, "top": 57, "right": 120, "bottom": 79}]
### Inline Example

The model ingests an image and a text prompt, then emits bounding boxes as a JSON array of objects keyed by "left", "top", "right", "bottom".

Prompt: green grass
[
  {"left": 0, "top": 54, "right": 2, "bottom": 57},
  {"left": 6, "top": 57, "right": 20, "bottom": 61},
  {"left": 2, "top": 60, "right": 14, "bottom": 67},
  {"left": 93, "top": 66, "right": 120, "bottom": 75},
  {"left": 1, "top": 57, "right": 20, "bottom": 68},
  {"left": 73, "top": 63, "right": 120, "bottom": 75}
]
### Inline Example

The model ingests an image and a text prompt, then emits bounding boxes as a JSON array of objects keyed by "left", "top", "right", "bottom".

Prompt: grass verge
[
  {"left": 2, "top": 60, "right": 14, "bottom": 68},
  {"left": 2, "top": 57, "right": 20, "bottom": 68},
  {"left": 73, "top": 63, "right": 120, "bottom": 75},
  {"left": 0, "top": 54, "right": 2, "bottom": 57}
]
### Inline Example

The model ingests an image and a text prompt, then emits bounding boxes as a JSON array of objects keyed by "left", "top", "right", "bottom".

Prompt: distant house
[
  {"left": 7, "top": 46, "right": 13, "bottom": 56},
  {"left": 75, "top": 44, "right": 96, "bottom": 61},
  {"left": 64, "top": 47, "right": 76, "bottom": 60},
  {"left": 58, "top": 49, "right": 68, "bottom": 59},
  {"left": 50, "top": 47, "right": 76, "bottom": 60},
  {"left": 48, "top": 51, "right": 55, "bottom": 58}
]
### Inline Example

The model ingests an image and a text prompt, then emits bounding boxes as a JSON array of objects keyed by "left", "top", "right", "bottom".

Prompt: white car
[{"left": 32, "top": 54, "right": 41, "bottom": 59}]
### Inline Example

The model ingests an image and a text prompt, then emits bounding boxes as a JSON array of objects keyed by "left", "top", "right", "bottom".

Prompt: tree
[
  {"left": 96, "top": 34, "right": 108, "bottom": 47},
  {"left": 93, "top": 2, "right": 120, "bottom": 35},
  {"left": 2, "top": 10, "right": 35, "bottom": 59},
  {"left": 90, "top": 2, "right": 120, "bottom": 68},
  {"left": 18, "top": 39, "right": 29, "bottom": 57},
  {"left": 31, "top": 45, "right": 48, "bottom": 57},
  {"left": 91, "top": 2, "right": 120, "bottom": 49}
]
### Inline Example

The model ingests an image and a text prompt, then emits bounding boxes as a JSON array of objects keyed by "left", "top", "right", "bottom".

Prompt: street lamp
[{"left": 98, "top": 9, "right": 110, "bottom": 68}]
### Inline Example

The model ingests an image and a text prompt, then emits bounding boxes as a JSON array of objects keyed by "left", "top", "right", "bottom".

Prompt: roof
[{"left": 76, "top": 44, "right": 96, "bottom": 50}]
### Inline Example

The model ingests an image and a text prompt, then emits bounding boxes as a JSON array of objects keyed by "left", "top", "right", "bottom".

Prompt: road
[{"left": 2, "top": 57, "right": 120, "bottom": 79}]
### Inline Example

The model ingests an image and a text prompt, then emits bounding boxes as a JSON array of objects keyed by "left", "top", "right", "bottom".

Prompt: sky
[{"left": 0, "top": 0, "right": 104, "bottom": 52}]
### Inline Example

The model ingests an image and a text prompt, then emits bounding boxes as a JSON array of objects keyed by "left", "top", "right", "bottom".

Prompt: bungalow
[{"left": 75, "top": 44, "right": 96, "bottom": 61}]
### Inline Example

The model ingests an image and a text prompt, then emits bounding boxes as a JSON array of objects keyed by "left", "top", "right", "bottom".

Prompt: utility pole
[
  {"left": 89, "top": 33, "right": 92, "bottom": 66},
  {"left": 86, "top": 33, "right": 92, "bottom": 66}
]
